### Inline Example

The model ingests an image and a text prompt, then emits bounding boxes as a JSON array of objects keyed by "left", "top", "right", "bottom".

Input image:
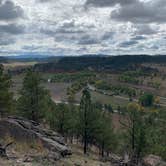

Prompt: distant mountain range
[
  {"left": 0, "top": 54, "right": 166, "bottom": 59},
  {"left": 0, "top": 54, "right": 166, "bottom": 63},
  {"left": 6, "top": 54, "right": 53, "bottom": 59},
  {"left": 34, "top": 55, "right": 166, "bottom": 72}
]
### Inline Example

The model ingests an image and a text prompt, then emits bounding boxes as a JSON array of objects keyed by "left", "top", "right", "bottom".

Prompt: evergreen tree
[
  {"left": 46, "top": 102, "right": 78, "bottom": 142},
  {"left": 145, "top": 110, "right": 166, "bottom": 160},
  {"left": 63, "top": 104, "right": 79, "bottom": 142},
  {"left": 139, "top": 93, "right": 154, "bottom": 107},
  {"left": 17, "top": 69, "right": 49, "bottom": 122},
  {"left": 124, "top": 103, "right": 147, "bottom": 163},
  {"left": 78, "top": 88, "right": 96, "bottom": 154},
  {"left": 48, "top": 103, "right": 68, "bottom": 136},
  {"left": 96, "top": 112, "right": 116, "bottom": 157},
  {"left": 0, "top": 64, "right": 13, "bottom": 117}
]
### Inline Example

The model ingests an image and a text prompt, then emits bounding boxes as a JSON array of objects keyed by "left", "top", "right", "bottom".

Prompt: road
[{"left": 52, "top": 84, "right": 166, "bottom": 108}]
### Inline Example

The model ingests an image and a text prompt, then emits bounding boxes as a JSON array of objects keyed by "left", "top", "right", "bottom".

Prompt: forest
[
  {"left": 34, "top": 55, "right": 166, "bottom": 72},
  {"left": 0, "top": 56, "right": 166, "bottom": 165}
]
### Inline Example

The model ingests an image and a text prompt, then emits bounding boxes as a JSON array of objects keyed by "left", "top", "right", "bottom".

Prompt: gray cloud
[
  {"left": 131, "top": 35, "right": 146, "bottom": 41},
  {"left": 102, "top": 31, "right": 114, "bottom": 40},
  {"left": 56, "top": 28, "right": 84, "bottom": 34},
  {"left": 78, "top": 35, "right": 100, "bottom": 45},
  {"left": 135, "top": 24, "right": 157, "bottom": 35},
  {"left": 22, "top": 45, "right": 42, "bottom": 51},
  {"left": 0, "top": 34, "right": 15, "bottom": 45},
  {"left": 41, "top": 28, "right": 83, "bottom": 36},
  {"left": 41, "top": 20, "right": 84, "bottom": 36},
  {"left": 111, "top": 0, "right": 166, "bottom": 23},
  {"left": 0, "top": 0, "right": 165, "bottom": 55},
  {"left": 85, "top": 0, "right": 166, "bottom": 24},
  {"left": 0, "top": 24, "right": 25, "bottom": 34},
  {"left": 60, "top": 21, "right": 75, "bottom": 28},
  {"left": 85, "top": 0, "right": 136, "bottom": 8},
  {"left": 119, "top": 40, "right": 138, "bottom": 48},
  {"left": 37, "top": 0, "right": 52, "bottom": 3},
  {"left": 0, "top": 0, "right": 24, "bottom": 20},
  {"left": 150, "top": 45, "right": 159, "bottom": 50}
]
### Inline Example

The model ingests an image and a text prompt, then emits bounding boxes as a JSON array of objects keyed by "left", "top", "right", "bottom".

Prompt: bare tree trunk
[
  {"left": 101, "top": 141, "right": 105, "bottom": 157},
  {"left": 0, "top": 142, "right": 13, "bottom": 158},
  {"left": 84, "top": 130, "right": 87, "bottom": 154}
]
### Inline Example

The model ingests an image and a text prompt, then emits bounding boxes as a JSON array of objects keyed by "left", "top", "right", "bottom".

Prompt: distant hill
[
  {"left": 0, "top": 55, "right": 62, "bottom": 63},
  {"left": 0, "top": 57, "right": 7, "bottom": 63},
  {"left": 34, "top": 55, "right": 166, "bottom": 72},
  {"left": 6, "top": 54, "right": 53, "bottom": 59}
]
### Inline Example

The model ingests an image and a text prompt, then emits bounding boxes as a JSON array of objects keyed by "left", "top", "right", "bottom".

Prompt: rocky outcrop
[
  {"left": 143, "top": 155, "right": 166, "bottom": 166},
  {"left": 0, "top": 117, "right": 71, "bottom": 160}
]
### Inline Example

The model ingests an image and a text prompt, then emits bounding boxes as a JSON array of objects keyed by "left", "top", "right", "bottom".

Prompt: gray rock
[
  {"left": 143, "top": 155, "right": 166, "bottom": 166},
  {"left": 0, "top": 117, "right": 72, "bottom": 160}
]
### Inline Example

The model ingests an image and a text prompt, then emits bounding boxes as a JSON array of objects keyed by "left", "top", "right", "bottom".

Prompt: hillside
[
  {"left": 0, "top": 55, "right": 166, "bottom": 166},
  {"left": 34, "top": 55, "right": 166, "bottom": 72}
]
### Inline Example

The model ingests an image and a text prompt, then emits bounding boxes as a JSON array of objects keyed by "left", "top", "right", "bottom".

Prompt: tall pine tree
[
  {"left": 0, "top": 64, "right": 13, "bottom": 117},
  {"left": 123, "top": 103, "right": 147, "bottom": 164},
  {"left": 17, "top": 69, "right": 49, "bottom": 122},
  {"left": 78, "top": 88, "right": 94, "bottom": 154}
]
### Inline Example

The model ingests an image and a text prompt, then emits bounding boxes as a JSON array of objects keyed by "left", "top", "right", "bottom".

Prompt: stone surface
[
  {"left": 143, "top": 155, "right": 166, "bottom": 166},
  {"left": 0, "top": 117, "right": 72, "bottom": 160}
]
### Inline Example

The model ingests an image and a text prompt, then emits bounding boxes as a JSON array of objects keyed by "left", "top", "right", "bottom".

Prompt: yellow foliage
[
  {"left": 127, "top": 102, "right": 141, "bottom": 112},
  {"left": 154, "top": 96, "right": 160, "bottom": 104},
  {"left": 151, "top": 109, "right": 159, "bottom": 113}
]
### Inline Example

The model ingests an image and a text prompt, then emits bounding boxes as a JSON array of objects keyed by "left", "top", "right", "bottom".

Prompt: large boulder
[
  {"left": 143, "top": 155, "right": 166, "bottom": 166},
  {"left": 0, "top": 117, "right": 72, "bottom": 160}
]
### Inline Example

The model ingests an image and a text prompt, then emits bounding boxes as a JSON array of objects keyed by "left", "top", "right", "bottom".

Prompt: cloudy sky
[{"left": 0, "top": 0, "right": 166, "bottom": 56}]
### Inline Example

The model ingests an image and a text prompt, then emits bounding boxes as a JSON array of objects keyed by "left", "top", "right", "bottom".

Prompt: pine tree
[
  {"left": 124, "top": 103, "right": 147, "bottom": 163},
  {"left": 46, "top": 102, "right": 79, "bottom": 142},
  {"left": 78, "top": 88, "right": 95, "bottom": 154},
  {"left": 0, "top": 64, "right": 13, "bottom": 117},
  {"left": 17, "top": 69, "right": 49, "bottom": 122},
  {"left": 96, "top": 112, "right": 116, "bottom": 157},
  {"left": 49, "top": 103, "right": 68, "bottom": 136}
]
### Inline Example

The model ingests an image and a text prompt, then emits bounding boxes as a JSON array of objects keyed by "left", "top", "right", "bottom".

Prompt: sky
[{"left": 0, "top": 0, "right": 166, "bottom": 56}]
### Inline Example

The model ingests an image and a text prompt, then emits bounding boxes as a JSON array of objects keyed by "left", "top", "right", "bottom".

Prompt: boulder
[
  {"left": 143, "top": 155, "right": 166, "bottom": 166},
  {"left": 0, "top": 117, "right": 72, "bottom": 160}
]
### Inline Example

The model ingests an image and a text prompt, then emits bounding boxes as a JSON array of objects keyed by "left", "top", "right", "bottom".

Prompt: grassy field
[
  {"left": 45, "top": 82, "right": 70, "bottom": 102},
  {"left": 11, "top": 73, "right": 166, "bottom": 109},
  {"left": 3, "top": 62, "right": 37, "bottom": 70},
  {"left": 11, "top": 74, "right": 70, "bottom": 101},
  {"left": 10, "top": 61, "right": 166, "bottom": 110},
  {"left": 90, "top": 91, "right": 129, "bottom": 109}
]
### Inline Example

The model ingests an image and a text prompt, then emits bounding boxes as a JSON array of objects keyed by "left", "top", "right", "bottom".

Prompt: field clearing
[
  {"left": 11, "top": 74, "right": 166, "bottom": 109},
  {"left": 90, "top": 91, "right": 129, "bottom": 109},
  {"left": 11, "top": 70, "right": 166, "bottom": 109},
  {"left": 44, "top": 82, "right": 70, "bottom": 102},
  {"left": 102, "top": 72, "right": 166, "bottom": 97},
  {"left": 143, "top": 63, "right": 166, "bottom": 73},
  {"left": 11, "top": 74, "right": 70, "bottom": 102},
  {"left": 3, "top": 62, "right": 37, "bottom": 69}
]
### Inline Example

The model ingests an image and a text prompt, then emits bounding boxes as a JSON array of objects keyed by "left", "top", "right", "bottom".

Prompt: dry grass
[
  {"left": 57, "top": 144, "right": 110, "bottom": 166},
  {"left": 3, "top": 62, "right": 37, "bottom": 69},
  {"left": 0, "top": 135, "right": 111, "bottom": 166},
  {"left": 1, "top": 134, "right": 47, "bottom": 157}
]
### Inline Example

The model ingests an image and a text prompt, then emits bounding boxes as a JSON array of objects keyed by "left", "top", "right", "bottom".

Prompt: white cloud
[{"left": 0, "top": 0, "right": 165, "bottom": 56}]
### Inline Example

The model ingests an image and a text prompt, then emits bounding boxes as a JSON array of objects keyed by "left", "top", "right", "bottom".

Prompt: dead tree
[{"left": 0, "top": 142, "right": 13, "bottom": 158}]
